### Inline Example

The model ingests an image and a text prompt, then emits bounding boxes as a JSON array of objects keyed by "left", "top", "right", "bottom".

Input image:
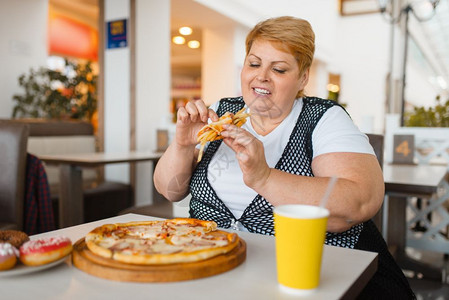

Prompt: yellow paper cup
[{"left": 274, "top": 204, "right": 329, "bottom": 293}]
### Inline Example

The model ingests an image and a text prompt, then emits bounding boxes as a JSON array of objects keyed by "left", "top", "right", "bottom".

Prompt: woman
[{"left": 155, "top": 16, "right": 414, "bottom": 298}]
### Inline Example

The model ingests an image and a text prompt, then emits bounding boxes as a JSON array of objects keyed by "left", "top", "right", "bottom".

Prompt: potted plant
[
  {"left": 404, "top": 95, "right": 449, "bottom": 127},
  {"left": 12, "top": 59, "right": 97, "bottom": 122}
]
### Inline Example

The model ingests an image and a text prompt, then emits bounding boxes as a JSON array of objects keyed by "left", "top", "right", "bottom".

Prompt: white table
[
  {"left": 39, "top": 151, "right": 163, "bottom": 228},
  {"left": 0, "top": 214, "right": 377, "bottom": 300}
]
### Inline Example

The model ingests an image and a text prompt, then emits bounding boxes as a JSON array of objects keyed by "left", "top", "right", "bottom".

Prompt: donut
[
  {"left": 0, "top": 243, "right": 19, "bottom": 271},
  {"left": 19, "top": 236, "right": 72, "bottom": 266},
  {"left": 0, "top": 230, "right": 29, "bottom": 248}
]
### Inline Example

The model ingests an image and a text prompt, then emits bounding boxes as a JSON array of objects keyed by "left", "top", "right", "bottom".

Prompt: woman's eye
[
  {"left": 273, "top": 68, "right": 286, "bottom": 74},
  {"left": 249, "top": 62, "right": 260, "bottom": 67}
]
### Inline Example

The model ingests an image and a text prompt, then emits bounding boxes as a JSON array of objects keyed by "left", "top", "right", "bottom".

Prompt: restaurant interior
[{"left": 1, "top": 0, "right": 449, "bottom": 298}]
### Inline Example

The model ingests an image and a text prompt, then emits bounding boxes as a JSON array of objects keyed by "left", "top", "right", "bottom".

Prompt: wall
[
  {"left": 334, "top": 13, "right": 390, "bottom": 133},
  {"left": 103, "top": 0, "right": 131, "bottom": 183},
  {"left": 135, "top": 0, "right": 171, "bottom": 206},
  {"left": 103, "top": 0, "right": 171, "bottom": 206},
  {"left": 232, "top": 24, "right": 249, "bottom": 96},
  {"left": 202, "top": 26, "right": 239, "bottom": 105},
  {"left": 307, "top": 59, "right": 329, "bottom": 99},
  {"left": 201, "top": 21, "right": 255, "bottom": 104},
  {"left": 0, "top": 0, "right": 48, "bottom": 118}
]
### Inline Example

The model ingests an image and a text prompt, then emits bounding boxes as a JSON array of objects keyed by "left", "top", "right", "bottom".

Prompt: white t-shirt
[{"left": 203, "top": 98, "right": 374, "bottom": 223}]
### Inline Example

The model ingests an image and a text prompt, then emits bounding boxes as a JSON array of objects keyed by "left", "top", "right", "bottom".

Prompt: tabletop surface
[
  {"left": 383, "top": 163, "right": 447, "bottom": 191},
  {"left": 0, "top": 214, "right": 377, "bottom": 300},
  {"left": 39, "top": 151, "right": 162, "bottom": 166}
]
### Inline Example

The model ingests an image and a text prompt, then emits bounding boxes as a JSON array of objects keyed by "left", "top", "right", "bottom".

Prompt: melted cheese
[
  {"left": 170, "top": 234, "right": 199, "bottom": 245},
  {"left": 126, "top": 224, "right": 165, "bottom": 238},
  {"left": 90, "top": 220, "right": 233, "bottom": 259},
  {"left": 98, "top": 237, "right": 119, "bottom": 249},
  {"left": 168, "top": 224, "right": 205, "bottom": 236}
]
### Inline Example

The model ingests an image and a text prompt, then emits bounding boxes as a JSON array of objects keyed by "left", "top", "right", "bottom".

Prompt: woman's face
[{"left": 241, "top": 39, "right": 308, "bottom": 120}]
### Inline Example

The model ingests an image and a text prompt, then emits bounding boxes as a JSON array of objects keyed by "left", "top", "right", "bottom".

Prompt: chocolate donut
[{"left": 0, "top": 230, "right": 30, "bottom": 248}]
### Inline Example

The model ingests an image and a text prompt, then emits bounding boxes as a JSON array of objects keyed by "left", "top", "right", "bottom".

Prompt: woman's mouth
[{"left": 253, "top": 87, "right": 271, "bottom": 95}]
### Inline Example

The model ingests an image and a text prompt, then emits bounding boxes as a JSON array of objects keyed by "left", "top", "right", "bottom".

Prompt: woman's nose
[{"left": 256, "top": 68, "right": 270, "bottom": 82}]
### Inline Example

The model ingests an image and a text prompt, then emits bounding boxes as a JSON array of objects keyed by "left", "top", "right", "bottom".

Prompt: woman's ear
[{"left": 300, "top": 68, "right": 310, "bottom": 88}]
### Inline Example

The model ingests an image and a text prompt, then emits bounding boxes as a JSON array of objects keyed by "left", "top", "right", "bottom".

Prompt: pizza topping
[
  {"left": 85, "top": 218, "right": 239, "bottom": 265},
  {"left": 125, "top": 224, "right": 165, "bottom": 239},
  {"left": 109, "top": 242, "right": 131, "bottom": 252},
  {"left": 169, "top": 233, "right": 204, "bottom": 246},
  {"left": 146, "top": 242, "right": 183, "bottom": 254}
]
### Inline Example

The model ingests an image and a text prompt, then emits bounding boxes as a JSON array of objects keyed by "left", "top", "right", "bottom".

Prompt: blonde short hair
[{"left": 245, "top": 16, "right": 315, "bottom": 98}]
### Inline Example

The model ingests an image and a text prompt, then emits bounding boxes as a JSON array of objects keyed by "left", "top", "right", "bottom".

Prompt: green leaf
[{"left": 405, "top": 95, "right": 449, "bottom": 127}]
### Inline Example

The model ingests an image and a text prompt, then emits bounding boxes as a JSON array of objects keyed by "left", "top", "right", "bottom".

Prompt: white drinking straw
[{"left": 319, "top": 176, "right": 338, "bottom": 209}]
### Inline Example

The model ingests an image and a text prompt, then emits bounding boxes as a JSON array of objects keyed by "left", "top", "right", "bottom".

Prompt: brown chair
[
  {"left": 366, "top": 133, "right": 384, "bottom": 169},
  {"left": 0, "top": 122, "right": 29, "bottom": 230},
  {"left": 366, "top": 133, "right": 385, "bottom": 232}
]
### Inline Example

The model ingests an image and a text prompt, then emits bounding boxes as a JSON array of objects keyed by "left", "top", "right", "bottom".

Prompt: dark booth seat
[{"left": 1, "top": 119, "right": 134, "bottom": 227}]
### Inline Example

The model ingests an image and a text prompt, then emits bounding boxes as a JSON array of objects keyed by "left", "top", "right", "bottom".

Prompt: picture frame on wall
[{"left": 339, "top": 0, "right": 381, "bottom": 16}]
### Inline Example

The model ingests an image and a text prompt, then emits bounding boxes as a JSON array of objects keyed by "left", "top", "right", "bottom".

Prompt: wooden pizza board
[{"left": 72, "top": 237, "right": 246, "bottom": 282}]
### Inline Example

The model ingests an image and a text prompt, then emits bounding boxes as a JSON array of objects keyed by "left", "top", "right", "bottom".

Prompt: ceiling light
[
  {"left": 179, "top": 27, "right": 192, "bottom": 35},
  {"left": 188, "top": 40, "right": 200, "bottom": 49},
  {"left": 172, "top": 36, "right": 185, "bottom": 45}
]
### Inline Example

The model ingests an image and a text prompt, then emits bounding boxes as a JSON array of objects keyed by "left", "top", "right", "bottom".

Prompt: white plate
[{"left": 0, "top": 255, "right": 69, "bottom": 277}]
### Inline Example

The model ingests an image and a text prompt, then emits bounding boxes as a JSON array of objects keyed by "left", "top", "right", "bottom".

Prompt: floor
[
  {"left": 403, "top": 195, "right": 449, "bottom": 299},
  {"left": 408, "top": 278, "right": 449, "bottom": 300},
  {"left": 405, "top": 247, "right": 449, "bottom": 299}
]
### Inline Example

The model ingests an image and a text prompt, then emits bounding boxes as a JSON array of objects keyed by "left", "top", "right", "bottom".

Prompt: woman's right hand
[
  {"left": 155, "top": 99, "right": 217, "bottom": 202},
  {"left": 175, "top": 99, "right": 218, "bottom": 147}
]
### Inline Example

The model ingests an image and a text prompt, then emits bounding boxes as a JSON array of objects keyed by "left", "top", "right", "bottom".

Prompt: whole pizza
[{"left": 85, "top": 218, "right": 239, "bottom": 265}]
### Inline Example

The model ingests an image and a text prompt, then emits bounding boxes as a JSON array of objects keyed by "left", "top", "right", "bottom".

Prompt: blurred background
[{"left": 1, "top": 0, "right": 448, "bottom": 204}]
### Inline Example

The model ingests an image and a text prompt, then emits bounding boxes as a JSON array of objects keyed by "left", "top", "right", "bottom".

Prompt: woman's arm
[
  {"left": 153, "top": 100, "right": 218, "bottom": 202},
  {"left": 254, "top": 152, "right": 384, "bottom": 232},
  {"left": 153, "top": 141, "right": 197, "bottom": 202},
  {"left": 221, "top": 124, "right": 384, "bottom": 232}
]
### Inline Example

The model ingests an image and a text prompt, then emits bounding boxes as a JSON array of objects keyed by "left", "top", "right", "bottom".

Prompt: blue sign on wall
[{"left": 107, "top": 19, "right": 128, "bottom": 49}]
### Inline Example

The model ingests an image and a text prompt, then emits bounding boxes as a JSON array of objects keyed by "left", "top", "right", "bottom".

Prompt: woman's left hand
[{"left": 221, "top": 124, "right": 271, "bottom": 190}]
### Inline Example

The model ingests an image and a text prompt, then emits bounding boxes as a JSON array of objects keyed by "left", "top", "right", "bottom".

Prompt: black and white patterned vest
[{"left": 189, "top": 96, "right": 363, "bottom": 248}]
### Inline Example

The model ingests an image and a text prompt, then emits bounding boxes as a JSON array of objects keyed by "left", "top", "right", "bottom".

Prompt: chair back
[
  {"left": 0, "top": 122, "right": 29, "bottom": 230},
  {"left": 366, "top": 133, "right": 384, "bottom": 231},
  {"left": 366, "top": 133, "right": 384, "bottom": 169}
]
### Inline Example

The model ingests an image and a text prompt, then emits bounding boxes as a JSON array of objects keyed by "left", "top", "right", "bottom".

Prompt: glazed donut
[
  {"left": 0, "top": 243, "right": 19, "bottom": 271},
  {"left": 0, "top": 230, "right": 29, "bottom": 248},
  {"left": 19, "top": 236, "right": 72, "bottom": 266}
]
